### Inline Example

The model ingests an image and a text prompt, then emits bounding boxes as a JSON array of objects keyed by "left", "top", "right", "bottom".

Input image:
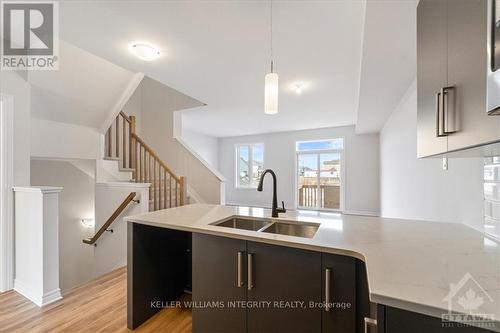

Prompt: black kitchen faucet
[{"left": 257, "top": 169, "right": 286, "bottom": 218}]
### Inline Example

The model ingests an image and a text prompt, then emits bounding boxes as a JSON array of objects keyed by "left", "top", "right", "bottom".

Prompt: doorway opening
[
  {"left": 296, "top": 138, "right": 344, "bottom": 212},
  {"left": 0, "top": 94, "right": 14, "bottom": 292}
]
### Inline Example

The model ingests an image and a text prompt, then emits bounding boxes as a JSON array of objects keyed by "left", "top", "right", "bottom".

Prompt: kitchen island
[{"left": 125, "top": 204, "right": 500, "bottom": 332}]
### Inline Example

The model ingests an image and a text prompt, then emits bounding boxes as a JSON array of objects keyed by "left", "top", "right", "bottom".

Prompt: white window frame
[
  {"left": 0, "top": 94, "right": 14, "bottom": 292},
  {"left": 235, "top": 143, "right": 264, "bottom": 189},
  {"left": 294, "top": 138, "right": 345, "bottom": 212}
]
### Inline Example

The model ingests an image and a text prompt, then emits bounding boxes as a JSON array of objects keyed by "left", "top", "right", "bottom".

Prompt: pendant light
[{"left": 264, "top": 0, "right": 278, "bottom": 115}]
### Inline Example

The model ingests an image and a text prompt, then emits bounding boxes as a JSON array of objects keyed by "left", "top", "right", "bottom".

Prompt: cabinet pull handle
[
  {"left": 325, "top": 268, "right": 332, "bottom": 312},
  {"left": 442, "top": 86, "right": 456, "bottom": 135},
  {"left": 436, "top": 91, "right": 446, "bottom": 137},
  {"left": 364, "top": 317, "right": 377, "bottom": 333},
  {"left": 247, "top": 253, "right": 254, "bottom": 290},
  {"left": 237, "top": 251, "right": 244, "bottom": 287}
]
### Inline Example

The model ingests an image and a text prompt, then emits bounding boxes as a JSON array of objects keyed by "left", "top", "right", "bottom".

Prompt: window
[
  {"left": 296, "top": 139, "right": 343, "bottom": 211},
  {"left": 296, "top": 138, "right": 343, "bottom": 151},
  {"left": 236, "top": 143, "right": 264, "bottom": 188},
  {"left": 484, "top": 157, "right": 500, "bottom": 241}
]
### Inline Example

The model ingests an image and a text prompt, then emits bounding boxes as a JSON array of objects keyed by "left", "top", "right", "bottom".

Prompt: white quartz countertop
[{"left": 125, "top": 204, "right": 500, "bottom": 330}]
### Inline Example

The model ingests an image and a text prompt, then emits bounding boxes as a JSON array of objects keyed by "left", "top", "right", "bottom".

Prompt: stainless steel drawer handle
[
  {"left": 237, "top": 251, "right": 244, "bottom": 288},
  {"left": 247, "top": 253, "right": 254, "bottom": 290},
  {"left": 364, "top": 317, "right": 377, "bottom": 333},
  {"left": 325, "top": 268, "right": 332, "bottom": 312}
]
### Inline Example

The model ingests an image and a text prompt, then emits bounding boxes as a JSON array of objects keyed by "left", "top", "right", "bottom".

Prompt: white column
[{"left": 13, "top": 186, "right": 63, "bottom": 307}]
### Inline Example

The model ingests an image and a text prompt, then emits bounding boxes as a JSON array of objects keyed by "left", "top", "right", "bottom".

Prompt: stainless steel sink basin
[
  {"left": 212, "top": 217, "right": 270, "bottom": 231},
  {"left": 212, "top": 217, "right": 320, "bottom": 238},
  {"left": 261, "top": 221, "right": 320, "bottom": 238}
]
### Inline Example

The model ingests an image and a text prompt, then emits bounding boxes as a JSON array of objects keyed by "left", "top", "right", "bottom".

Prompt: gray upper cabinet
[
  {"left": 447, "top": 0, "right": 500, "bottom": 152},
  {"left": 417, "top": 0, "right": 448, "bottom": 157},
  {"left": 417, "top": 0, "right": 500, "bottom": 157}
]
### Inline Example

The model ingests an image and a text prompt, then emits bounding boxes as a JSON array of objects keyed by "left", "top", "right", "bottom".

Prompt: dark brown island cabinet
[
  {"left": 127, "top": 223, "right": 499, "bottom": 332},
  {"left": 192, "top": 233, "right": 358, "bottom": 333}
]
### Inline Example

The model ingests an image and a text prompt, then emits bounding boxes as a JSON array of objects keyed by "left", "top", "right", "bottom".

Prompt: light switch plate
[{"left": 442, "top": 157, "right": 448, "bottom": 171}]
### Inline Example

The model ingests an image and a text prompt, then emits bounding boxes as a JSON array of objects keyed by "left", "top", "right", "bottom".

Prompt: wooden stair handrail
[
  {"left": 119, "top": 111, "right": 132, "bottom": 124},
  {"left": 131, "top": 132, "right": 180, "bottom": 182},
  {"left": 83, "top": 192, "right": 138, "bottom": 246},
  {"left": 104, "top": 110, "right": 187, "bottom": 211}
]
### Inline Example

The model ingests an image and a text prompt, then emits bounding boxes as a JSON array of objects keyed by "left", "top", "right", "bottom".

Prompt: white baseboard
[
  {"left": 14, "top": 279, "right": 62, "bottom": 307},
  {"left": 42, "top": 289, "right": 62, "bottom": 306},
  {"left": 342, "top": 210, "right": 380, "bottom": 217}
]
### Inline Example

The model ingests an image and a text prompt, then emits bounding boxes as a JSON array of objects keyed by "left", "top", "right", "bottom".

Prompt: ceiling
[
  {"left": 57, "top": 0, "right": 417, "bottom": 137},
  {"left": 58, "top": 1, "right": 365, "bottom": 137},
  {"left": 29, "top": 41, "right": 136, "bottom": 128},
  {"left": 355, "top": 0, "right": 418, "bottom": 133}
]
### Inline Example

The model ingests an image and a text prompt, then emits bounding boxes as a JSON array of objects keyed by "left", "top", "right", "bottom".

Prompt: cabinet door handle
[
  {"left": 325, "top": 268, "right": 332, "bottom": 312},
  {"left": 442, "top": 86, "right": 456, "bottom": 134},
  {"left": 237, "top": 251, "right": 244, "bottom": 288},
  {"left": 436, "top": 91, "right": 446, "bottom": 137},
  {"left": 364, "top": 317, "right": 377, "bottom": 333},
  {"left": 247, "top": 253, "right": 254, "bottom": 290}
]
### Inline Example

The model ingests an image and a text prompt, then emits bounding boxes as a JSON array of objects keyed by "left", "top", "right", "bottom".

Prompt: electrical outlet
[{"left": 442, "top": 157, "right": 448, "bottom": 171}]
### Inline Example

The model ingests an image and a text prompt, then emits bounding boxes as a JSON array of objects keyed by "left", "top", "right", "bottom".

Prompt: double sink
[{"left": 211, "top": 216, "right": 320, "bottom": 239}]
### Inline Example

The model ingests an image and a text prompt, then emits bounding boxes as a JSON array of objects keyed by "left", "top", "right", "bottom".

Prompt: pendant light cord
[{"left": 270, "top": 0, "right": 273, "bottom": 73}]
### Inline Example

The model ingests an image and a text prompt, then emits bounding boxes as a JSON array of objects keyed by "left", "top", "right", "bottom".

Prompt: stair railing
[
  {"left": 130, "top": 132, "right": 186, "bottom": 210},
  {"left": 104, "top": 111, "right": 186, "bottom": 211},
  {"left": 83, "top": 192, "right": 139, "bottom": 246},
  {"left": 105, "top": 111, "right": 134, "bottom": 170}
]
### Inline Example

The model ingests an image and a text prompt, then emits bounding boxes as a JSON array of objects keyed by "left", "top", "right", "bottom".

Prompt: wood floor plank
[{"left": 0, "top": 267, "right": 192, "bottom": 333}]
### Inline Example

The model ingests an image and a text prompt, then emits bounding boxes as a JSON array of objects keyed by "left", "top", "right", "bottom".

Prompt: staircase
[{"left": 104, "top": 111, "right": 186, "bottom": 211}]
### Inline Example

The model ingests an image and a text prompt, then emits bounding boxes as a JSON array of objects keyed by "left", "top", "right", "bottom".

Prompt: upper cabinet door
[
  {"left": 417, "top": 0, "right": 449, "bottom": 157},
  {"left": 447, "top": 0, "right": 500, "bottom": 152}
]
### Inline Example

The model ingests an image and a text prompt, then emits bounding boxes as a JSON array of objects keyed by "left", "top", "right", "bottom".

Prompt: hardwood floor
[{"left": 0, "top": 267, "right": 192, "bottom": 333}]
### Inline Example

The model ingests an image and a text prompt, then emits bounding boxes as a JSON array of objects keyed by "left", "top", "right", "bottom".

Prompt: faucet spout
[{"left": 257, "top": 169, "right": 286, "bottom": 218}]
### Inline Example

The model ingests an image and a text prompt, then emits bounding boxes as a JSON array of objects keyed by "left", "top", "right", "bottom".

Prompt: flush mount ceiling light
[
  {"left": 129, "top": 42, "right": 161, "bottom": 61},
  {"left": 264, "top": 1, "right": 279, "bottom": 115}
]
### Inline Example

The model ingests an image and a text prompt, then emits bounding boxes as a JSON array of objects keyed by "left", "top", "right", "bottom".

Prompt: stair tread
[{"left": 103, "top": 156, "right": 120, "bottom": 161}]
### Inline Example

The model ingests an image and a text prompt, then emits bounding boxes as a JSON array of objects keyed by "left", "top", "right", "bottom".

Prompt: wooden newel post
[
  {"left": 129, "top": 116, "right": 136, "bottom": 179},
  {"left": 179, "top": 176, "right": 187, "bottom": 206},
  {"left": 129, "top": 116, "right": 136, "bottom": 134}
]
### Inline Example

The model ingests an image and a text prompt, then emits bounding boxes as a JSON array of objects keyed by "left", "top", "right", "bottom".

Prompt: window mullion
[
  {"left": 316, "top": 153, "right": 320, "bottom": 209},
  {"left": 249, "top": 145, "right": 253, "bottom": 187}
]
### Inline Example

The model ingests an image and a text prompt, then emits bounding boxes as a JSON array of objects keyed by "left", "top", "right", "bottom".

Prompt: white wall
[
  {"left": 0, "top": 71, "right": 30, "bottom": 291},
  {"left": 182, "top": 128, "right": 219, "bottom": 169},
  {"left": 30, "top": 160, "right": 96, "bottom": 292},
  {"left": 140, "top": 77, "right": 225, "bottom": 204},
  {"left": 218, "top": 126, "right": 380, "bottom": 215},
  {"left": 122, "top": 83, "right": 143, "bottom": 136},
  {"left": 31, "top": 118, "right": 101, "bottom": 160},
  {"left": 1, "top": 71, "right": 30, "bottom": 186},
  {"left": 379, "top": 81, "right": 484, "bottom": 231},
  {"left": 94, "top": 182, "right": 149, "bottom": 277}
]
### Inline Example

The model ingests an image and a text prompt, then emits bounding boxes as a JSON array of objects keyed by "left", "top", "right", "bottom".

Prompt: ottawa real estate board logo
[{"left": 1, "top": 1, "right": 59, "bottom": 70}]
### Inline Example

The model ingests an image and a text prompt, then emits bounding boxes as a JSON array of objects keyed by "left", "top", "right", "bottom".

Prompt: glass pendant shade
[{"left": 264, "top": 72, "right": 279, "bottom": 114}]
